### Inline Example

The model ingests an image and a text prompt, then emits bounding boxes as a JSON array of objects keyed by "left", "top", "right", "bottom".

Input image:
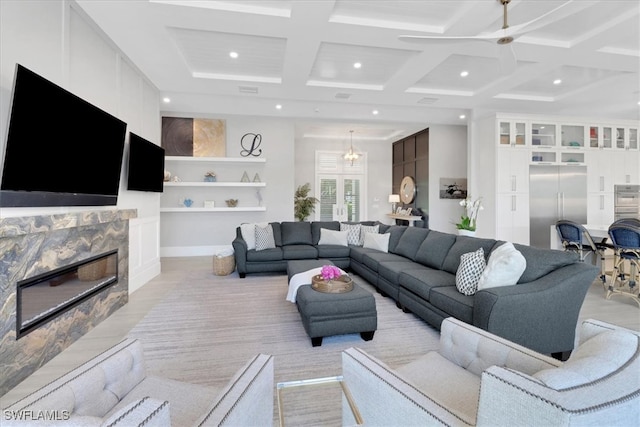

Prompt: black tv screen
[
  {"left": 0, "top": 64, "right": 127, "bottom": 207},
  {"left": 127, "top": 132, "right": 165, "bottom": 192}
]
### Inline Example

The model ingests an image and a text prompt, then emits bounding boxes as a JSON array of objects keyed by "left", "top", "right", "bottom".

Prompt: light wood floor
[{"left": 3, "top": 256, "right": 639, "bottom": 406}]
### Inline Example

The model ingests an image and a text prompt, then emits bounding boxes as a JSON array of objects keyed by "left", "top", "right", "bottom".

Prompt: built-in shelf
[
  {"left": 164, "top": 182, "right": 266, "bottom": 187},
  {"left": 165, "top": 156, "right": 266, "bottom": 163},
  {"left": 160, "top": 207, "right": 267, "bottom": 213}
]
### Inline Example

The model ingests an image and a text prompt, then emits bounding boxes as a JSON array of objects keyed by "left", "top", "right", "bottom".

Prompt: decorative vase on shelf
[{"left": 457, "top": 229, "right": 476, "bottom": 237}]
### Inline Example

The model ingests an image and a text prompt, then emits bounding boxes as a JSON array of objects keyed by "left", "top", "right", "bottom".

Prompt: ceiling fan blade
[
  {"left": 398, "top": 32, "right": 499, "bottom": 44},
  {"left": 506, "top": 0, "right": 577, "bottom": 37}
]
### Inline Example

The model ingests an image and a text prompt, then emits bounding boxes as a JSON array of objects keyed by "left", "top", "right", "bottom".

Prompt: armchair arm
[
  {"left": 196, "top": 353, "right": 274, "bottom": 427},
  {"left": 103, "top": 397, "right": 170, "bottom": 427},
  {"left": 438, "top": 318, "right": 561, "bottom": 377},
  {"left": 472, "top": 262, "right": 598, "bottom": 354},
  {"left": 341, "top": 347, "right": 471, "bottom": 427}
]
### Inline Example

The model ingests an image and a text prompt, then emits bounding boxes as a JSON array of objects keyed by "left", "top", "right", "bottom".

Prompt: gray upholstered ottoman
[{"left": 295, "top": 283, "right": 377, "bottom": 347}]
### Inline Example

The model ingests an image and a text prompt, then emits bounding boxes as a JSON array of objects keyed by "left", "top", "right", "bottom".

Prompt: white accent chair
[
  {"left": 342, "top": 317, "right": 640, "bottom": 426},
  {"left": 3, "top": 338, "right": 274, "bottom": 426}
]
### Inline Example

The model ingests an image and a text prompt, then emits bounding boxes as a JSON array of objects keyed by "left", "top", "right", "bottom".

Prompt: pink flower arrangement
[{"left": 320, "top": 265, "right": 342, "bottom": 281}]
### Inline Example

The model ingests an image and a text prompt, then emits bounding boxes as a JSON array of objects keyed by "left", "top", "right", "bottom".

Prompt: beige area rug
[{"left": 127, "top": 270, "right": 440, "bottom": 426}]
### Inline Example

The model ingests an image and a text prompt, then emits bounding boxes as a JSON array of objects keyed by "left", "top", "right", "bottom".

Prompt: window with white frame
[{"left": 315, "top": 151, "right": 367, "bottom": 221}]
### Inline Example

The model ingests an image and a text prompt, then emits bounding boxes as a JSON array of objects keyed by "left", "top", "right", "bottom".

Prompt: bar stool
[
  {"left": 555, "top": 220, "right": 610, "bottom": 286},
  {"left": 607, "top": 223, "right": 640, "bottom": 307}
]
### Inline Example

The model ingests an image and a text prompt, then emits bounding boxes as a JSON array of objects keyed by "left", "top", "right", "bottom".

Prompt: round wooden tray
[{"left": 311, "top": 274, "right": 354, "bottom": 293}]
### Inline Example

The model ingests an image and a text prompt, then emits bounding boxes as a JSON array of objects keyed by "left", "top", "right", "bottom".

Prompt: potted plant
[
  {"left": 456, "top": 197, "right": 483, "bottom": 236},
  {"left": 294, "top": 183, "right": 319, "bottom": 222}
]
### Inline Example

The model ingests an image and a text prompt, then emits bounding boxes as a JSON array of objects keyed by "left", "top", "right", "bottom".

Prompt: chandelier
[{"left": 343, "top": 130, "right": 359, "bottom": 166}]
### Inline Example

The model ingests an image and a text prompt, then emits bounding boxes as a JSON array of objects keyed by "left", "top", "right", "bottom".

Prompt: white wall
[
  {"left": 294, "top": 136, "right": 392, "bottom": 223},
  {"left": 159, "top": 113, "right": 295, "bottom": 256},
  {"left": 0, "top": 1, "right": 162, "bottom": 292},
  {"left": 428, "top": 125, "right": 468, "bottom": 233}
]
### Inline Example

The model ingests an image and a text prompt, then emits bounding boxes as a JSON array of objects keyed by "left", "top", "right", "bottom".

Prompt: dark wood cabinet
[{"left": 392, "top": 128, "right": 429, "bottom": 216}]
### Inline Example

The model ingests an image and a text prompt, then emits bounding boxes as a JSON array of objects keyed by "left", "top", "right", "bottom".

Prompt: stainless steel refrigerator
[{"left": 529, "top": 165, "right": 587, "bottom": 249}]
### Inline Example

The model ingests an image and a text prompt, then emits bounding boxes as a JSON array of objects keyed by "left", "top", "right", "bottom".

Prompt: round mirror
[{"left": 400, "top": 176, "right": 416, "bottom": 204}]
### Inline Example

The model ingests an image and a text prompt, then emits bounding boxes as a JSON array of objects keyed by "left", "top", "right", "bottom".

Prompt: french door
[{"left": 317, "top": 175, "right": 363, "bottom": 222}]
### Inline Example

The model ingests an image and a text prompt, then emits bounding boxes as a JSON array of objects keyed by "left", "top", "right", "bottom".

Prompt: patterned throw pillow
[
  {"left": 340, "top": 223, "right": 362, "bottom": 246},
  {"left": 455, "top": 248, "right": 486, "bottom": 296},
  {"left": 255, "top": 224, "right": 276, "bottom": 251},
  {"left": 359, "top": 224, "right": 380, "bottom": 246}
]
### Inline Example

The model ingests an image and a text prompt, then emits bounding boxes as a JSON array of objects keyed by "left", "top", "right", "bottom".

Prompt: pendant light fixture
[{"left": 344, "top": 130, "right": 359, "bottom": 166}]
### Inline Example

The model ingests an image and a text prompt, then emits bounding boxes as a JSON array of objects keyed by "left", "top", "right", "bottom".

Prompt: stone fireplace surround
[{"left": 0, "top": 209, "right": 136, "bottom": 396}]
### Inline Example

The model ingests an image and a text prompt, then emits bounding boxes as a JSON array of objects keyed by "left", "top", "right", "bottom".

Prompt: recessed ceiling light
[
  {"left": 372, "top": 110, "right": 379, "bottom": 115},
  {"left": 460, "top": 71, "right": 469, "bottom": 77},
  {"left": 353, "top": 62, "right": 362, "bottom": 69},
  {"left": 459, "top": 114, "right": 466, "bottom": 119},
  {"left": 553, "top": 79, "right": 562, "bottom": 85},
  {"left": 229, "top": 51, "right": 239, "bottom": 59},
  {"left": 275, "top": 104, "right": 282, "bottom": 110},
  {"left": 162, "top": 97, "right": 171, "bottom": 103}
]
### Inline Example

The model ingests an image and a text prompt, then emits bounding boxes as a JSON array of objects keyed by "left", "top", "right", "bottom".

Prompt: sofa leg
[
  {"left": 402, "top": 306, "right": 412, "bottom": 314},
  {"left": 311, "top": 337, "right": 323, "bottom": 347},
  {"left": 239, "top": 273, "right": 246, "bottom": 278},
  {"left": 396, "top": 301, "right": 402, "bottom": 310},
  {"left": 551, "top": 351, "right": 571, "bottom": 361},
  {"left": 360, "top": 331, "right": 375, "bottom": 341}
]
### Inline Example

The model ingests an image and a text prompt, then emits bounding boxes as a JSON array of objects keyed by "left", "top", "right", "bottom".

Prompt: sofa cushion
[
  {"left": 363, "top": 232, "right": 390, "bottom": 253},
  {"left": 455, "top": 248, "right": 486, "bottom": 296},
  {"left": 282, "top": 244, "right": 318, "bottom": 260},
  {"left": 281, "top": 222, "right": 312, "bottom": 245},
  {"left": 398, "top": 268, "right": 455, "bottom": 301},
  {"left": 362, "top": 251, "right": 407, "bottom": 273},
  {"left": 532, "top": 330, "right": 638, "bottom": 390},
  {"left": 317, "top": 228, "right": 348, "bottom": 246},
  {"left": 393, "top": 227, "right": 430, "bottom": 260},
  {"left": 350, "top": 246, "right": 383, "bottom": 264},
  {"left": 415, "top": 231, "right": 457, "bottom": 269},
  {"left": 378, "top": 261, "right": 425, "bottom": 285},
  {"left": 255, "top": 224, "right": 276, "bottom": 251},
  {"left": 247, "top": 247, "right": 283, "bottom": 262},
  {"left": 385, "top": 225, "right": 409, "bottom": 253},
  {"left": 429, "top": 286, "right": 474, "bottom": 325},
  {"left": 360, "top": 224, "right": 380, "bottom": 246},
  {"left": 442, "top": 236, "right": 497, "bottom": 274},
  {"left": 477, "top": 242, "right": 526, "bottom": 290},
  {"left": 512, "top": 243, "right": 578, "bottom": 283},
  {"left": 241, "top": 222, "right": 268, "bottom": 250},
  {"left": 311, "top": 221, "right": 340, "bottom": 244},
  {"left": 317, "top": 244, "right": 351, "bottom": 258}
]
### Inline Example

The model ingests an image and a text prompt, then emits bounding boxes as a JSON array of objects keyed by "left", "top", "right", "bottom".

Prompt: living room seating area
[{"left": 233, "top": 221, "right": 599, "bottom": 356}]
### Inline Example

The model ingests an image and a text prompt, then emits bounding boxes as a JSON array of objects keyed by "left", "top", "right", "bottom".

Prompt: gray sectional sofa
[{"left": 232, "top": 221, "right": 599, "bottom": 355}]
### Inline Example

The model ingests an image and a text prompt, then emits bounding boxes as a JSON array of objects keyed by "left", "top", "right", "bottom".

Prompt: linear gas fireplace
[{"left": 16, "top": 250, "right": 119, "bottom": 338}]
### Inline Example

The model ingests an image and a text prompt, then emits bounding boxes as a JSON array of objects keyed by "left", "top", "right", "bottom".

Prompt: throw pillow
[
  {"left": 240, "top": 223, "right": 258, "bottom": 250},
  {"left": 477, "top": 242, "right": 526, "bottom": 290},
  {"left": 455, "top": 248, "right": 486, "bottom": 296},
  {"left": 359, "top": 224, "right": 380, "bottom": 246},
  {"left": 255, "top": 223, "right": 276, "bottom": 251},
  {"left": 317, "top": 228, "right": 349, "bottom": 246},
  {"left": 340, "top": 223, "right": 362, "bottom": 246},
  {"left": 363, "top": 232, "right": 390, "bottom": 253}
]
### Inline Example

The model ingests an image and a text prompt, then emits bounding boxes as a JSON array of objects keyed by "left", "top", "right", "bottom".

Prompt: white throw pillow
[
  {"left": 359, "top": 224, "right": 380, "bottom": 246},
  {"left": 255, "top": 223, "right": 276, "bottom": 251},
  {"left": 477, "top": 242, "right": 526, "bottom": 290},
  {"left": 363, "top": 232, "right": 390, "bottom": 253},
  {"left": 240, "top": 222, "right": 268, "bottom": 250},
  {"left": 455, "top": 248, "right": 486, "bottom": 296},
  {"left": 317, "top": 228, "right": 349, "bottom": 246},
  {"left": 340, "top": 223, "right": 362, "bottom": 246}
]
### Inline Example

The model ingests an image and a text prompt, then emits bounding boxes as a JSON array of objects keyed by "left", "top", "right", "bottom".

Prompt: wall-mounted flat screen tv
[
  {"left": 0, "top": 64, "right": 127, "bottom": 207},
  {"left": 127, "top": 132, "right": 165, "bottom": 193}
]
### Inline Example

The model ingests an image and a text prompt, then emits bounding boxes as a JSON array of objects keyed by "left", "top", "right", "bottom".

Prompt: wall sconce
[{"left": 388, "top": 194, "right": 400, "bottom": 213}]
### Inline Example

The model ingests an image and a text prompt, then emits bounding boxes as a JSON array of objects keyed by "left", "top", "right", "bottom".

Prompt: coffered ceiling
[{"left": 76, "top": 0, "right": 639, "bottom": 143}]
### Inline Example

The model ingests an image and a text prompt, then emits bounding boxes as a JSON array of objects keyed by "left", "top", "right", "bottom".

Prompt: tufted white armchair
[{"left": 342, "top": 317, "right": 640, "bottom": 427}]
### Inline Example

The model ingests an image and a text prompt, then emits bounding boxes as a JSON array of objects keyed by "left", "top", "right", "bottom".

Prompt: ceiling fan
[{"left": 398, "top": 0, "right": 575, "bottom": 74}]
